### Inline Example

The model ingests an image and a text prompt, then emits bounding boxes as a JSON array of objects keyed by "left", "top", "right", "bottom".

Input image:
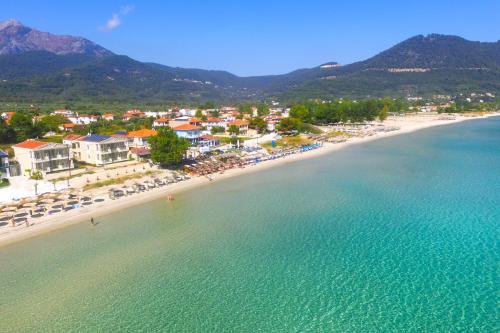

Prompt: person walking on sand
[{"left": 90, "top": 217, "right": 95, "bottom": 225}]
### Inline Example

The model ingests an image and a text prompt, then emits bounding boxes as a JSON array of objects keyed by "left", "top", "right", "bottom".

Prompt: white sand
[{"left": 0, "top": 112, "right": 498, "bottom": 247}]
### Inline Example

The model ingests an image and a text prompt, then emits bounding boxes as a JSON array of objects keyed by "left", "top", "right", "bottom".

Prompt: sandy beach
[{"left": 0, "top": 112, "right": 498, "bottom": 247}]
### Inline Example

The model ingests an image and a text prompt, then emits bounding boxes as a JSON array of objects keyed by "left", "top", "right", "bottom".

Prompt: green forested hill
[{"left": 0, "top": 22, "right": 498, "bottom": 103}]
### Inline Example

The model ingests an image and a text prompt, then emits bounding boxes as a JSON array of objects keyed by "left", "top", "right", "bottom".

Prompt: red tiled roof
[
  {"left": 13, "top": 140, "right": 48, "bottom": 149},
  {"left": 228, "top": 119, "right": 249, "bottom": 126},
  {"left": 62, "top": 123, "right": 79, "bottom": 128},
  {"left": 129, "top": 147, "right": 151, "bottom": 156},
  {"left": 127, "top": 129, "right": 157, "bottom": 138},
  {"left": 64, "top": 134, "right": 83, "bottom": 141},
  {"left": 155, "top": 118, "right": 170, "bottom": 123},
  {"left": 173, "top": 124, "right": 201, "bottom": 131},
  {"left": 199, "top": 135, "right": 219, "bottom": 141},
  {"left": 207, "top": 117, "right": 223, "bottom": 122}
]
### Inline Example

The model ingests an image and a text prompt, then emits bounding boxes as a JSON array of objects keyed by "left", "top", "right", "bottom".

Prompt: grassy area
[
  {"left": 213, "top": 136, "right": 252, "bottom": 144},
  {"left": 327, "top": 131, "right": 353, "bottom": 138},
  {"left": 83, "top": 170, "right": 157, "bottom": 191},
  {"left": 41, "top": 135, "right": 64, "bottom": 143},
  {"left": 261, "top": 135, "right": 313, "bottom": 152},
  {"left": 0, "top": 178, "right": 10, "bottom": 188}
]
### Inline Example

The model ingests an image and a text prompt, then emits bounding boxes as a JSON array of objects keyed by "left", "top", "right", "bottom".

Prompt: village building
[
  {"left": 198, "top": 135, "right": 220, "bottom": 148},
  {"left": 202, "top": 117, "right": 226, "bottom": 132},
  {"left": 126, "top": 129, "right": 157, "bottom": 148},
  {"left": 12, "top": 140, "right": 73, "bottom": 174},
  {"left": 128, "top": 147, "right": 151, "bottom": 161},
  {"left": 52, "top": 109, "right": 74, "bottom": 117},
  {"left": 153, "top": 118, "right": 170, "bottom": 128},
  {"left": 59, "top": 123, "right": 82, "bottom": 132},
  {"left": 123, "top": 110, "right": 146, "bottom": 121},
  {"left": 227, "top": 119, "right": 249, "bottom": 135},
  {"left": 63, "top": 134, "right": 129, "bottom": 166},
  {"left": 173, "top": 124, "right": 201, "bottom": 144},
  {"left": 67, "top": 114, "right": 98, "bottom": 125},
  {"left": 102, "top": 113, "right": 114, "bottom": 121}
]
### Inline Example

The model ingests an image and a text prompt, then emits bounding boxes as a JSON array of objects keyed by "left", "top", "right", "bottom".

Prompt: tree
[
  {"left": 228, "top": 124, "right": 240, "bottom": 136},
  {"left": 10, "top": 113, "right": 43, "bottom": 141},
  {"left": 195, "top": 109, "right": 203, "bottom": 119},
  {"left": 249, "top": 117, "right": 267, "bottom": 133},
  {"left": 257, "top": 104, "right": 269, "bottom": 117},
  {"left": 379, "top": 105, "right": 389, "bottom": 122},
  {"left": 290, "top": 104, "right": 310, "bottom": 122},
  {"left": 277, "top": 117, "right": 302, "bottom": 132},
  {"left": 238, "top": 104, "right": 253, "bottom": 114},
  {"left": 210, "top": 126, "right": 225, "bottom": 134},
  {"left": 0, "top": 119, "right": 17, "bottom": 143},
  {"left": 39, "top": 114, "right": 67, "bottom": 132},
  {"left": 148, "top": 127, "right": 190, "bottom": 167}
]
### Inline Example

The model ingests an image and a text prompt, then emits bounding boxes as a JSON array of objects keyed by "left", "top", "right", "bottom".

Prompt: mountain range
[{"left": 0, "top": 19, "right": 499, "bottom": 103}]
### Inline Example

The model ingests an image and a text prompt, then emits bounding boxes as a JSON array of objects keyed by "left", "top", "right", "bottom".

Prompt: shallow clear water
[{"left": 0, "top": 118, "right": 499, "bottom": 332}]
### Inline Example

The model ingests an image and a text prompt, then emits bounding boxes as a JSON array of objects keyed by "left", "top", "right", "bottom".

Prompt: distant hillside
[{"left": 0, "top": 19, "right": 498, "bottom": 103}]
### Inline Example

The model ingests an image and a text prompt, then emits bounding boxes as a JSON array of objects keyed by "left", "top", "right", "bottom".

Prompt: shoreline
[{"left": 0, "top": 112, "right": 498, "bottom": 247}]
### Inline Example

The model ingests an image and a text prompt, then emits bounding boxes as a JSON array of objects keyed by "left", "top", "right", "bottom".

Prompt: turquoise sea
[{"left": 0, "top": 117, "right": 499, "bottom": 332}]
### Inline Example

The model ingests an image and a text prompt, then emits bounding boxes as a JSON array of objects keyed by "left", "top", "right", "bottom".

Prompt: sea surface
[{"left": 0, "top": 117, "right": 499, "bottom": 332}]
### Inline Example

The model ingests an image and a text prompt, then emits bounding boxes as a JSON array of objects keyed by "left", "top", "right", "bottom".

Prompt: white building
[
  {"left": 13, "top": 140, "right": 73, "bottom": 174},
  {"left": 64, "top": 134, "right": 129, "bottom": 166}
]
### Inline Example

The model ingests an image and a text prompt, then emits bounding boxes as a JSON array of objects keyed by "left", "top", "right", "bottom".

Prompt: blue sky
[{"left": 2, "top": 0, "right": 499, "bottom": 76}]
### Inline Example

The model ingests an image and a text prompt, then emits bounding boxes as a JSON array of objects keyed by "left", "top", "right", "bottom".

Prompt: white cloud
[{"left": 99, "top": 5, "right": 134, "bottom": 32}]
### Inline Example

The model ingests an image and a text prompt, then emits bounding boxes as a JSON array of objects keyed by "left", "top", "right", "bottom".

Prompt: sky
[{"left": 2, "top": 0, "right": 499, "bottom": 76}]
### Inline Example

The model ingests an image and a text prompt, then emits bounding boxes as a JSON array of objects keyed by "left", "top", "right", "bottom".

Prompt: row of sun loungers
[{"left": 108, "top": 173, "right": 190, "bottom": 199}]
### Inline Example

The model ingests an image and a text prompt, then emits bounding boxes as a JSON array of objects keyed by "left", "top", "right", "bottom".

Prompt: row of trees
[{"left": 275, "top": 98, "right": 408, "bottom": 133}]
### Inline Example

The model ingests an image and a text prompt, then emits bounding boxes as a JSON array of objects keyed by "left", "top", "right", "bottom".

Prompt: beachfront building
[
  {"left": 198, "top": 135, "right": 220, "bottom": 148},
  {"left": 227, "top": 119, "right": 249, "bottom": 135},
  {"left": 0, "top": 150, "right": 10, "bottom": 177},
  {"left": 127, "top": 129, "right": 157, "bottom": 148},
  {"left": 173, "top": 124, "right": 201, "bottom": 144},
  {"left": 153, "top": 118, "right": 170, "bottom": 128},
  {"left": 64, "top": 134, "right": 129, "bottom": 166},
  {"left": 129, "top": 147, "right": 151, "bottom": 161},
  {"left": 12, "top": 140, "right": 72, "bottom": 174}
]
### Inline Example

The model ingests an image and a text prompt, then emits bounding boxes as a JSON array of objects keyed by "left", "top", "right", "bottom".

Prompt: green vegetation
[
  {"left": 261, "top": 135, "right": 313, "bottom": 152},
  {"left": 148, "top": 127, "right": 190, "bottom": 167},
  {"left": 0, "top": 178, "right": 10, "bottom": 188},
  {"left": 248, "top": 117, "right": 267, "bottom": 133},
  {"left": 210, "top": 126, "right": 225, "bottom": 134}
]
